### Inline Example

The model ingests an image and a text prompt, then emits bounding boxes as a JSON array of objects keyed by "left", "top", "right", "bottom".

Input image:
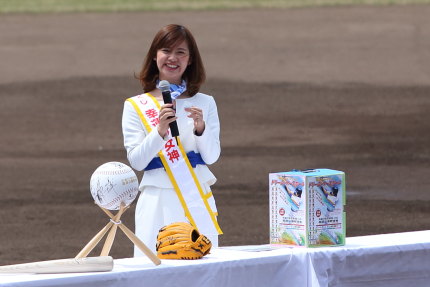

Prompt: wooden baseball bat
[
  {"left": 100, "top": 204, "right": 125, "bottom": 256},
  {"left": 0, "top": 256, "right": 113, "bottom": 274},
  {"left": 101, "top": 207, "right": 161, "bottom": 265},
  {"left": 118, "top": 224, "right": 161, "bottom": 265},
  {"left": 75, "top": 221, "right": 114, "bottom": 258}
]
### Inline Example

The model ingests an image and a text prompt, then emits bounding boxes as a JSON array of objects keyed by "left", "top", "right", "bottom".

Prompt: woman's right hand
[{"left": 157, "top": 103, "right": 177, "bottom": 138}]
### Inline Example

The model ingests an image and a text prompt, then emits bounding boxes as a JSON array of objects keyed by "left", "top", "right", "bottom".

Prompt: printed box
[{"left": 269, "top": 169, "right": 346, "bottom": 247}]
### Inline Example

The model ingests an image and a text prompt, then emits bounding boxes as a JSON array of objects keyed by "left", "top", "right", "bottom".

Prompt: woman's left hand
[{"left": 185, "top": 106, "right": 205, "bottom": 136}]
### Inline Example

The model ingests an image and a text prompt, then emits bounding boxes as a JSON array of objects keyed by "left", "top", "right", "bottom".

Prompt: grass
[{"left": 0, "top": 0, "right": 429, "bottom": 14}]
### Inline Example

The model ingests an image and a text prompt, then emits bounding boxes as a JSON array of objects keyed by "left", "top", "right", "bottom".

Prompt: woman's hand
[
  {"left": 157, "top": 103, "right": 177, "bottom": 138},
  {"left": 185, "top": 106, "right": 205, "bottom": 136}
]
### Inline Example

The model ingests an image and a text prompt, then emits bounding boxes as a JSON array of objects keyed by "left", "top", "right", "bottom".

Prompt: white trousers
[{"left": 134, "top": 185, "right": 219, "bottom": 257}]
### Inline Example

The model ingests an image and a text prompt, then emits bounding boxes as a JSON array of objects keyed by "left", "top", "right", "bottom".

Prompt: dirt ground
[{"left": 0, "top": 5, "right": 429, "bottom": 265}]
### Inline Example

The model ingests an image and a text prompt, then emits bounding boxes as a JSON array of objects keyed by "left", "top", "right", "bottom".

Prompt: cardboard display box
[{"left": 269, "top": 169, "right": 346, "bottom": 247}]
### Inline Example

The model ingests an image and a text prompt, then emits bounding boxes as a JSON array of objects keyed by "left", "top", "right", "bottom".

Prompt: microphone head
[{"left": 159, "top": 80, "right": 170, "bottom": 92}]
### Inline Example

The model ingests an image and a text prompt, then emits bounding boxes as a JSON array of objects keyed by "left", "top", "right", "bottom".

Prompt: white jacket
[{"left": 122, "top": 92, "right": 221, "bottom": 190}]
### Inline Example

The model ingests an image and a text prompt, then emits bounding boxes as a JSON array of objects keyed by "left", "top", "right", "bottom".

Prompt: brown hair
[{"left": 137, "top": 24, "right": 206, "bottom": 97}]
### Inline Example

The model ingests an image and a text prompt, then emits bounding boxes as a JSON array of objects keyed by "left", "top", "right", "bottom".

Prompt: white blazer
[{"left": 122, "top": 92, "right": 221, "bottom": 190}]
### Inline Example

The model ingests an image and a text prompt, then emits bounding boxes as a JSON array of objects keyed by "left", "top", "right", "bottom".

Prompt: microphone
[{"left": 159, "top": 80, "right": 180, "bottom": 137}]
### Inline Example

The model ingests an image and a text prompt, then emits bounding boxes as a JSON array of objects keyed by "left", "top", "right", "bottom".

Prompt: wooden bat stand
[{"left": 75, "top": 203, "right": 161, "bottom": 266}]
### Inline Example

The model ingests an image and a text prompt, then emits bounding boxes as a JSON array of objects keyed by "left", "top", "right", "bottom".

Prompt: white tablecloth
[{"left": 1, "top": 230, "right": 430, "bottom": 287}]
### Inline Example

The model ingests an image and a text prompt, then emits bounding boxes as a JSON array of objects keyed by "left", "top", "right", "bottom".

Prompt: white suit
[{"left": 122, "top": 92, "right": 221, "bottom": 255}]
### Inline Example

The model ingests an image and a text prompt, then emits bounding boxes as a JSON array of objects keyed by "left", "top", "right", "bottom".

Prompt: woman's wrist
[
  {"left": 194, "top": 122, "right": 205, "bottom": 136},
  {"left": 157, "top": 126, "right": 168, "bottom": 139}
]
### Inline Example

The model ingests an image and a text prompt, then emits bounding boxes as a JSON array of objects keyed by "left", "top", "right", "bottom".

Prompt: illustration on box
[
  {"left": 278, "top": 176, "right": 303, "bottom": 212},
  {"left": 270, "top": 175, "right": 306, "bottom": 246},
  {"left": 278, "top": 176, "right": 305, "bottom": 245},
  {"left": 270, "top": 170, "right": 345, "bottom": 247},
  {"left": 310, "top": 175, "right": 344, "bottom": 245},
  {"left": 314, "top": 175, "right": 341, "bottom": 212}
]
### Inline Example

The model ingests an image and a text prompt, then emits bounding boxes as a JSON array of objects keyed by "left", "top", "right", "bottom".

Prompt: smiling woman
[
  {"left": 122, "top": 24, "right": 223, "bottom": 258},
  {"left": 2, "top": 0, "right": 430, "bottom": 13},
  {"left": 138, "top": 24, "right": 205, "bottom": 97},
  {"left": 156, "top": 42, "right": 191, "bottom": 85}
]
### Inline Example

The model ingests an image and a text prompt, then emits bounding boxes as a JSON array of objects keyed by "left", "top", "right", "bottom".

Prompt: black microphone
[{"left": 159, "top": 80, "right": 180, "bottom": 137}]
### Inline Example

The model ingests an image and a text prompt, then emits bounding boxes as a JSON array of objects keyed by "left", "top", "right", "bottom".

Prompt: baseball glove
[{"left": 156, "top": 222, "right": 212, "bottom": 260}]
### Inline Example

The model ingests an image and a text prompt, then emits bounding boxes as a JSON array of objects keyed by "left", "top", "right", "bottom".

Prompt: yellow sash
[{"left": 127, "top": 93, "right": 222, "bottom": 235}]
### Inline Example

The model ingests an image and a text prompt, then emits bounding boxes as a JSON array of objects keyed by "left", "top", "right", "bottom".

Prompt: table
[{"left": 1, "top": 230, "right": 430, "bottom": 287}]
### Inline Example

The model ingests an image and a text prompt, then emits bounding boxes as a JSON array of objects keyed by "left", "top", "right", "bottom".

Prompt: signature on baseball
[{"left": 92, "top": 178, "right": 116, "bottom": 205}]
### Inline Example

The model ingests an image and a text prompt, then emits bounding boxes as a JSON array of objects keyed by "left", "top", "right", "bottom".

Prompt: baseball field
[{"left": 0, "top": 1, "right": 429, "bottom": 264}]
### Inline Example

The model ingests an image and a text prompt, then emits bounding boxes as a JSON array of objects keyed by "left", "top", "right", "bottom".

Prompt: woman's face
[{"left": 156, "top": 40, "right": 191, "bottom": 85}]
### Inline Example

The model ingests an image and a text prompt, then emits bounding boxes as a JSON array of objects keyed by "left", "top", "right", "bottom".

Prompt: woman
[{"left": 122, "top": 24, "right": 222, "bottom": 256}]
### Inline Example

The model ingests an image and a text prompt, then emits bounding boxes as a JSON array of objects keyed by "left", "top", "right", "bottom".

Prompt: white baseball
[{"left": 90, "top": 162, "right": 139, "bottom": 210}]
